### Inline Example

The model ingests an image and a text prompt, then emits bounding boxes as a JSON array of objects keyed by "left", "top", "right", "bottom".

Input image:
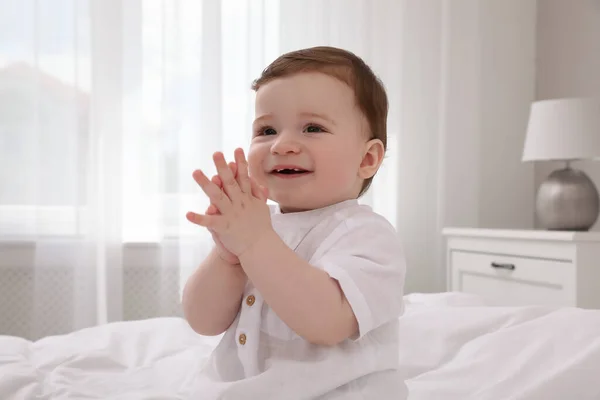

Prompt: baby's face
[{"left": 248, "top": 72, "right": 368, "bottom": 213}]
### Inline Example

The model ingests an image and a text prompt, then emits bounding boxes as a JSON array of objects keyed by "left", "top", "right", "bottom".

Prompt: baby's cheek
[
  {"left": 323, "top": 156, "right": 356, "bottom": 183},
  {"left": 247, "top": 159, "right": 267, "bottom": 187},
  {"left": 321, "top": 169, "right": 352, "bottom": 190}
]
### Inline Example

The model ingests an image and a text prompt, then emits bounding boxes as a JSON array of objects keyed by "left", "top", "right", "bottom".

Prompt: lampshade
[{"left": 522, "top": 97, "right": 600, "bottom": 162}]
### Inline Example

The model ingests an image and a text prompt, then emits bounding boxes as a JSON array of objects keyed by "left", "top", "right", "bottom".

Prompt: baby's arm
[
  {"left": 182, "top": 247, "right": 247, "bottom": 336},
  {"left": 239, "top": 230, "right": 357, "bottom": 346}
]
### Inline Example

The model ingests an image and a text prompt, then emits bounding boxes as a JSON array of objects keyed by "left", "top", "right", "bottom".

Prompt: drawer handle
[{"left": 491, "top": 262, "right": 515, "bottom": 271}]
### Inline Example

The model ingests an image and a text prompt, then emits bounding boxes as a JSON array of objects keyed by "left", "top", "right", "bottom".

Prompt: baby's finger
[
  {"left": 228, "top": 162, "right": 238, "bottom": 178},
  {"left": 185, "top": 211, "right": 221, "bottom": 230},
  {"left": 213, "top": 152, "right": 242, "bottom": 201},
  {"left": 211, "top": 164, "right": 235, "bottom": 190},
  {"left": 211, "top": 175, "right": 223, "bottom": 188},
  {"left": 234, "top": 148, "right": 251, "bottom": 194},
  {"left": 206, "top": 204, "right": 219, "bottom": 215},
  {"left": 192, "top": 169, "right": 232, "bottom": 213}
]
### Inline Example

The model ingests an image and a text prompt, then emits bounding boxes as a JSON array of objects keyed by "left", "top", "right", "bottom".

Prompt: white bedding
[{"left": 1, "top": 292, "right": 600, "bottom": 399}]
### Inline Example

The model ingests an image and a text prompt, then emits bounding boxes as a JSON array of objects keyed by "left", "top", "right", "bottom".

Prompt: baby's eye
[
  {"left": 257, "top": 127, "right": 277, "bottom": 136},
  {"left": 304, "top": 124, "right": 325, "bottom": 133}
]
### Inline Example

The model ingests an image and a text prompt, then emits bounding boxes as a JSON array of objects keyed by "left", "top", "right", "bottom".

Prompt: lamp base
[{"left": 536, "top": 165, "right": 600, "bottom": 231}]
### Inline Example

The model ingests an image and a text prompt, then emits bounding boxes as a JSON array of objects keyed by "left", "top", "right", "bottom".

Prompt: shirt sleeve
[{"left": 310, "top": 212, "right": 407, "bottom": 340}]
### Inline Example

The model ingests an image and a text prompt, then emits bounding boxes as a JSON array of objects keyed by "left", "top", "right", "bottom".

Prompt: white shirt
[{"left": 192, "top": 199, "right": 408, "bottom": 399}]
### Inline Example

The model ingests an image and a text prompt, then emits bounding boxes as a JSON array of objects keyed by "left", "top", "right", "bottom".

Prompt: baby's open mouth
[{"left": 271, "top": 168, "right": 310, "bottom": 175}]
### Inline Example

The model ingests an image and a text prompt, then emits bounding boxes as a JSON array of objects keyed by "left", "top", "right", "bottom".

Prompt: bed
[{"left": 1, "top": 292, "right": 600, "bottom": 399}]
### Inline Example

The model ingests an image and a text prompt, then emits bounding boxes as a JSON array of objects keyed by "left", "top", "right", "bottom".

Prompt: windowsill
[
  {"left": 0, "top": 234, "right": 208, "bottom": 245},
  {"left": 0, "top": 204, "right": 209, "bottom": 244}
]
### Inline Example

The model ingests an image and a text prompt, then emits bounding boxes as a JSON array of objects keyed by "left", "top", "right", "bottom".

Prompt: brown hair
[{"left": 251, "top": 46, "right": 388, "bottom": 197}]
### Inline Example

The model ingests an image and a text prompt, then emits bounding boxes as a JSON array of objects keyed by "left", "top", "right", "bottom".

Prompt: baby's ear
[{"left": 358, "top": 139, "right": 385, "bottom": 179}]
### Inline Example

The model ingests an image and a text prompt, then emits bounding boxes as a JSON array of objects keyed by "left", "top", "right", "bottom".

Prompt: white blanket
[{"left": 1, "top": 292, "right": 599, "bottom": 399}]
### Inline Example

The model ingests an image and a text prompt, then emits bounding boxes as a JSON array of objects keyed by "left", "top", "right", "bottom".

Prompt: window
[
  {"left": 0, "top": 0, "right": 91, "bottom": 238},
  {"left": 0, "top": 0, "right": 397, "bottom": 241}
]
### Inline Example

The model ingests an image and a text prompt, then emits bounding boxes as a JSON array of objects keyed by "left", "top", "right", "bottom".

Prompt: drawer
[{"left": 449, "top": 250, "right": 576, "bottom": 307}]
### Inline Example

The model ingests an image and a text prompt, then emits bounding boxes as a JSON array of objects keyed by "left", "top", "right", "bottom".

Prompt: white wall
[
  {"left": 399, "top": 0, "right": 537, "bottom": 293},
  {"left": 390, "top": 0, "right": 600, "bottom": 293},
  {"left": 396, "top": 0, "right": 443, "bottom": 294},
  {"left": 535, "top": 0, "right": 600, "bottom": 230}
]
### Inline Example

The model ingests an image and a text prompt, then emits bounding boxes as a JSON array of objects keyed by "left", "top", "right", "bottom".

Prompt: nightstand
[{"left": 442, "top": 228, "right": 600, "bottom": 308}]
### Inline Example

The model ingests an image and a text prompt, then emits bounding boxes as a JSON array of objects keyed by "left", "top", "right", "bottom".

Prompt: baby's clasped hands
[{"left": 186, "top": 148, "right": 272, "bottom": 258}]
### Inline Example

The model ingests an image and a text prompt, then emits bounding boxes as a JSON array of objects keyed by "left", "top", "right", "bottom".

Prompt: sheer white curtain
[{"left": 0, "top": 0, "right": 403, "bottom": 340}]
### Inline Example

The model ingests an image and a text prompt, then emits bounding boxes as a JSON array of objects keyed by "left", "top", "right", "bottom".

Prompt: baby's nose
[{"left": 271, "top": 134, "right": 301, "bottom": 154}]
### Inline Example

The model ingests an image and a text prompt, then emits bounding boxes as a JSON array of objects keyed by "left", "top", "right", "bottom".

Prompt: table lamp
[{"left": 522, "top": 97, "right": 600, "bottom": 231}]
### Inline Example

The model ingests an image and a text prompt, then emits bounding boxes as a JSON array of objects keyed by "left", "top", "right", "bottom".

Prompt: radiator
[{"left": 0, "top": 264, "right": 184, "bottom": 341}]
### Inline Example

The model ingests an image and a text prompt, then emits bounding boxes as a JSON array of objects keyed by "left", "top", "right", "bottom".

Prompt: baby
[{"left": 183, "top": 46, "right": 407, "bottom": 399}]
